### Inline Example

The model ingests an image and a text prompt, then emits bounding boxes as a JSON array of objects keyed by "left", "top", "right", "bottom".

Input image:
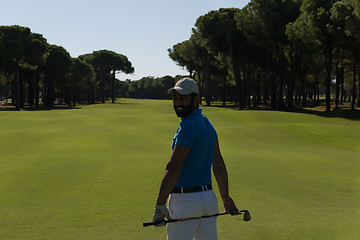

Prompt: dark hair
[
  {"left": 190, "top": 93, "right": 199, "bottom": 108},
  {"left": 190, "top": 93, "right": 198, "bottom": 98}
]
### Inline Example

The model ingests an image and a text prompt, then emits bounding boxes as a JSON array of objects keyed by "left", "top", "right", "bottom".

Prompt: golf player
[{"left": 153, "top": 78, "right": 240, "bottom": 240}]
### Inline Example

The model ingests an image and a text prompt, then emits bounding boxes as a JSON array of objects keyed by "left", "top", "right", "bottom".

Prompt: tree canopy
[
  {"left": 168, "top": 0, "right": 360, "bottom": 111},
  {"left": 1, "top": 1, "right": 360, "bottom": 111},
  {"left": 0, "top": 25, "right": 134, "bottom": 109}
]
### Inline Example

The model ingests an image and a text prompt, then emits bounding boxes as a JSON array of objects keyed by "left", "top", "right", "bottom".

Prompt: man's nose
[{"left": 173, "top": 99, "right": 181, "bottom": 105}]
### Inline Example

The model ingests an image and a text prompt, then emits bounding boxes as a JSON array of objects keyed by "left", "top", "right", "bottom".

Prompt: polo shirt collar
[{"left": 183, "top": 108, "right": 202, "bottom": 119}]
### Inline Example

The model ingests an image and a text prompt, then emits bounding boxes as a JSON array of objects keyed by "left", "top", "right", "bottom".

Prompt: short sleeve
[{"left": 173, "top": 119, "right": 197, "bottom": 149}]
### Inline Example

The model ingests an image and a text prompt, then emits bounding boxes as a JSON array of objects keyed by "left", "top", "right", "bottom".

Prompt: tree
[
  {"left": 286, "top": 6, "right": 324, "bottom": 108},
  {"left": 80, "top": 50, "right": 134, "bottom": 103},
  {"left": 111, "top": 54, "right": 134, "bottom": 103},
  {"left": 300, "top": 0, "right": 338, "bottom": 112},
  {"left": 0, "top": 25, "right": 33, "bottom": 110},
  {"left": 246, "top": 0, "right": 301, "bottom": 109},
  {"left": 195, "top": 8, "right": 246, "bottom": 109},
  {"left": 341, "top": 0, "right": 360, "bottom": 109},
  {"left": 71, "top": 58, "right": 95, "bottom": 105},
  {"left": 331, "top": 1, "right": 352, "bottom": 109},
  {"left": 157, "top": 75, "right": 176, "bottom": 99},
  {"left": 349, "top": 0, "right": 360, "bottom": 17},
  {"left": 23, "top": 33, "right": 48, "bottom": 107},
  {"left": 168, "top": 40, "right": 199, "bottom": 78},
  {"left": 168, "top": 33, "right": 215, "bottom": 105},
  {"left": 44, "top": 45, "right": 73, "bottom": 107},
  {"left": 234, "top": 6, "right": 268, "bottom": 107}
]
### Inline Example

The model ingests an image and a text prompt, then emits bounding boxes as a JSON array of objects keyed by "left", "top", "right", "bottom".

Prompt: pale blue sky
[{"left": 1, "top": 0, "right": 250, "bottom": 80}]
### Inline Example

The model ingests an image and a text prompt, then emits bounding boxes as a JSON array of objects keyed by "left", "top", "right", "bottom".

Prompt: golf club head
[{"left": 240, "top": 210, "right": 251, "bottom": 221}]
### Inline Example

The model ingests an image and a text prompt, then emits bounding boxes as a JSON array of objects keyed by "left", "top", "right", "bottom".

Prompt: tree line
[
  {"left": 2, "top": 0, "right": 360, "bottom": 112},
  {"left": 168, "top": 0, "right": 360, "bottom": 111},
  {"left": 0, "top": 25, "right": 134, "bottom": 110}
]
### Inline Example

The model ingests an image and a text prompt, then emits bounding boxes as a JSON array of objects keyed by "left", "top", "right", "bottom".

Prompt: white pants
[{"left": 167, "top": 189, "right": 219, "bottom": 240}]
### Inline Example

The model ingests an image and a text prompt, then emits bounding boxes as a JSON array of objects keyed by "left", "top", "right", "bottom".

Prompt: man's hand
[
  {"left": 152, "top": 205, "right": 172, "bottom": 227},
  {"left": 222, "top": 196, "right": 240, "bottom": 215}
]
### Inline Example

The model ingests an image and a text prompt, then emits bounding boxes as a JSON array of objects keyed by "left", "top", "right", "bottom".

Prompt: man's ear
[{"left": 193, "top": 95, "right": 200, "bottom": 107}]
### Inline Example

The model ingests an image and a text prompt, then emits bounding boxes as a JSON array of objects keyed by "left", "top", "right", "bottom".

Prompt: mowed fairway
[{"left": 0, "top": 99, "right": 359, "bottom": 240}]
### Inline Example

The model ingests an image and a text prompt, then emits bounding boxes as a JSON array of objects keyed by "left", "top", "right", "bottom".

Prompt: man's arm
[
  {"left": 156, "top": 145, "right": 191, "bottom": 205},
  {"left": 212, "top": 138, "right": 240, "bottom": 215}
]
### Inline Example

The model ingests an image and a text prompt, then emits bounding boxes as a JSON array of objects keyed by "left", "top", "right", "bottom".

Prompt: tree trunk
[
  {"left": 100, "top": 77, "right": 105, "bottom": 103},
  {"left": 87, "top": 85, "right": 92, "bottom": 104},
  {"left": 351, "top": 56, "right": 357, "bottom": 110},
  {"left": 198, "top": 71, "right": 204, "bottom": 105},
  {"left": 72, "top": 79, "right": 77, "bottom": 107},
  {"left": 301, "top": 69, "right": 306, "bottom": 107},
  {"left": 335, "top": 66, "right": 340, "bottom": 110},
  {"left": 15, "top": 65, "right": 21, "bottom": 110},
  {"left": 112, "top": 70, "right": 116, "bottom": 103},
  {"left": 189, "top": 70, "right": 194, "bottom": 79},
  {"left": 325, "top": 43, "right": 333, "bottom": 112},
  {"left": 5, "top": 73, "right": 11, "bottom": 104},
  {"left": 65, "top": 85, "right": 71, "bottom": 107},
  {"left": 312, "top": 82, "right": 316, "bottom": 105},
  {"left": 28, "top": 71, "right": 34, "bottom": 107},
  {"left": 230, "top": 46, "right": 244, "bottom": 109},
  {"left": 314, "top": 72, "right": 320, "bottom": 105},
  {"left": 267, "top": 50, "right": 277, "bottom": 109},
  {"left": 357, "top": 63, "right": 360, "bottom": 107},
  {"left": 43, "top": 75, "right": 47, "bottom": 106},
  {"left": 243, "top": 67, "right": 248, "bottom": 108},
  {"left": 245, "top": 65, "right": 252, "bottom": 109},
  {"left": 287, "top": 45, "right": 297, "bottom": 109},
  {"left": 340, "top": 76, "right": 344, "bottom": 104},
  {"left": 278, "top": 70, "right": 284, "bottom": 108},
  {"left": 263, "top": 74, "right": 269, "bottom": 106},
  {"left": 19, "top": 71, "right": 25, "bottom": 109},
  {"left": 35, "top": 70, "right": 40, "bottom": 107},
  {"left": 204, "top": 56, "right": 211, "bottom": 106},
  {"left": 222, "top": 73, "right": 227, "bottom": 106},
  {"left": 46, "top": 74, "right": 53, "bottom": 108},
  {"left": 278, "top": 42, "right": 285, "bottom": 109},
  {"left": 255, "top": 71, "right": 262, "bottom": 107}
]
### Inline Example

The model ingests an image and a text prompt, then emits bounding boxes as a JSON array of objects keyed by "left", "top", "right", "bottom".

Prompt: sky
[{"left": 1, "top": 0, "right": 250, "bottom": 80}]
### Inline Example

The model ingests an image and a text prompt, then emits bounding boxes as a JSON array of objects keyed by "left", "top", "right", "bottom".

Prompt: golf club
[{"left": 143, "top": 209, "right": 251, "bottom": 227}]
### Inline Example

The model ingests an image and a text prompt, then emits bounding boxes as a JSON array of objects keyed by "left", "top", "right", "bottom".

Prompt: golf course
[{"left": 0, "top": 99, "right": 359, "bottom": 240}]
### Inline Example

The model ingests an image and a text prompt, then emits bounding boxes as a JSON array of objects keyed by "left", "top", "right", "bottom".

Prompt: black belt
[{"left": 171, "top": 184, "right": 212, "bottom": 194}]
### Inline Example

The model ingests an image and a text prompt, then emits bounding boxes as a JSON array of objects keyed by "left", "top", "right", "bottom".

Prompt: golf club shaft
[{"left": 143, "top": 211, "right": 238, "bottom": 227}]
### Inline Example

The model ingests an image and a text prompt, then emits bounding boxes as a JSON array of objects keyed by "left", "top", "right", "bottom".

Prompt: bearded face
[
  {"left": 173, "top": 99, "right": 195, "bottom": 118},
  {"left": 172, "top": 92, "right": 197, "bottom": 118}
]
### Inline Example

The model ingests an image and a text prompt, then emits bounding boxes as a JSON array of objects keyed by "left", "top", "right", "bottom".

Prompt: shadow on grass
[
  {"left": 0, "top": 104, "right": 82, "bottom": 111},
  {"left": 281, "top": 108, "right": 360, "bottom": 120},
  {"left": 207, "top": 103, "right": 360, "bottom": 121},
  {"left": 0, "top": 101, "right": 141, "bottom": 111},
  {"left": 115, "top": 102, "right": 141, "bottom": 105}
]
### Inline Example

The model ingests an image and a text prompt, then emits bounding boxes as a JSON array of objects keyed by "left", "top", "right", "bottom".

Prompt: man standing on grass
[{"left": 153, "top": 78, "right": 240, "bottom": 240}]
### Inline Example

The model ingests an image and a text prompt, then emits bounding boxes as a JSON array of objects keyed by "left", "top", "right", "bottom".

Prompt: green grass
[{"left": 0, "top": 99, "right": 359, "bottom": 240}]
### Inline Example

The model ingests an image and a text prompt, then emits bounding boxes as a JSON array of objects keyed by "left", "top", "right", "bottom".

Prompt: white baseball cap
[{"left": 168, "top": 78, "right": 199, "bottom": 95}]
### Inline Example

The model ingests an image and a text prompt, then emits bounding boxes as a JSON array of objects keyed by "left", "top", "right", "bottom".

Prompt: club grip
[{"left": 143, "top": 221, "right": 163, "bottom": 227}]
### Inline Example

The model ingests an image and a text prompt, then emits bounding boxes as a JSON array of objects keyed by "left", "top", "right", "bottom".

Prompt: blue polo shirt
[{"left": 172, "top": 108, "right": 218, "bottom": 188}]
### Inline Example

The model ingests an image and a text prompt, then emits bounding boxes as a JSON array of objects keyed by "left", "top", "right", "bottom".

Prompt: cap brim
[{"left": 167, "top": 87, "right": 192, "bottom": 95}]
